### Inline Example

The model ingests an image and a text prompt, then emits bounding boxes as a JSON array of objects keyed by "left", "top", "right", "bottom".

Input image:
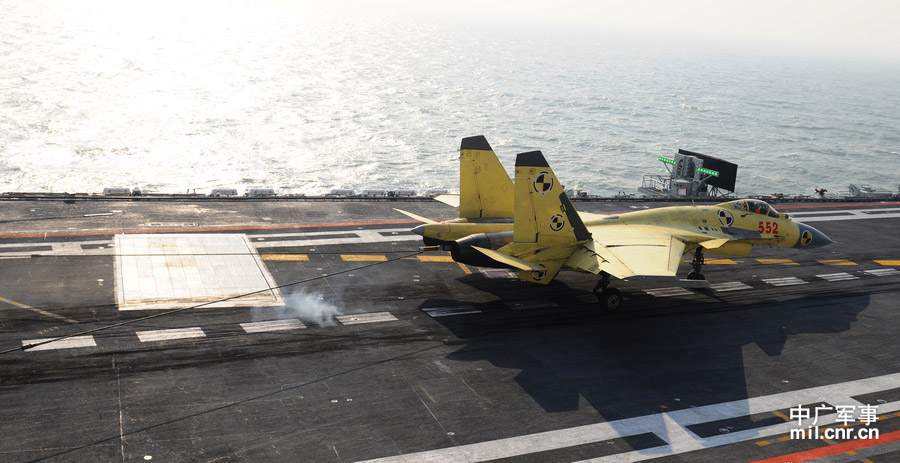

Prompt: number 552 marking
[{"left": 759, "top": 221, "right": 779, "bottom": 234}]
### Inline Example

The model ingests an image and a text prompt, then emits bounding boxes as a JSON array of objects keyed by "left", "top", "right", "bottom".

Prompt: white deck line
[
  {"left": 762, "top": 277, "right": 808, "bottom": 286},
  {"left": 23, "top": 335, "right": 96, "bottom": 351},
  {"left": 817, "top": 272, "right": 860, "bottom": 281},
  {"left": 136, "top": 327, "right": 206, "bottom": 342},
  {"left": 336, "top": 312, "right": 398, "bottom": 325},
  {"left": 644, "top": 287, "right": 692, "bottom": 297},
  {"left": 865, "top": 268, "right": 900, "bottom": 276},
  {"left": 788, "top": 207, "right": 900, "bottom": 216},
  {"left": 359, "top": 372, "right": 900, "bottom": 463},
  {"left": 794, "top": 210, "right": 900, "bottom": 222},
  {"left": 240, "top": 319, "right": 306, "bottom": 333}
]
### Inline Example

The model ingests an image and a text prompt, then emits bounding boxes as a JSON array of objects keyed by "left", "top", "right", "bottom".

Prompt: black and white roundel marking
[
  {"left": 550, "top": 214, "right": 565, "bottom": 231},
  {"left": 533, "top": 172, "right": 553, "bottom": 194},
  {"left": 718, "top": 209, "right": 734, "bottom": 227},
  {"left": 800, "top": 230, "right": 813, "bottom": 245},
  {"left": 532, "top": 270, "right": 546, "bottom": 281}
]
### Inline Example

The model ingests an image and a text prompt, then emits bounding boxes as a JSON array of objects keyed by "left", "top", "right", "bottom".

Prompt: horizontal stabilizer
[
  {"left": 393, "top": 209, "right": 438, "bottom": 224},
  {"left": 433, "top": 194, "right": 460, "bottom": 208},
  {"left": 472, "top": 246, "right": 545, "bottom": 271},
  {"left": 700, "top": 238, "right": 730, "bottom": 249}
]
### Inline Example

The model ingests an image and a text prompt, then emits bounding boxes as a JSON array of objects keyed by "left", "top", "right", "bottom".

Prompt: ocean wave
[{"left": 1, "top": 2, "right": 899, "bottom": 197}]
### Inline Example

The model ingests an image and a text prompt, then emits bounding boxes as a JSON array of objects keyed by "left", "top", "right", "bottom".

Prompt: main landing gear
[
  {"left": 593, "top": 271, "right": 622, "bottom": 313},
  {"left": 686, "top": 247, "right": 705, "bottom": 280}
]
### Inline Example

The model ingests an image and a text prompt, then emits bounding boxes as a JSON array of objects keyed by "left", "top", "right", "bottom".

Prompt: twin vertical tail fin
[
  {"left": 458, "top": 136, "right": 514, "bottom": 219},
  {"left": 496, "top": 150, "right": 591, "bottom": 284}
]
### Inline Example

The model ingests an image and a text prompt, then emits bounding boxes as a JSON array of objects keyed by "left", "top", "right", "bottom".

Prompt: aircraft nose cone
[
  {"left": 794, "top": 223, "right": 834, "bottom": 248},
  {"left": 411, "top": 224, "right": 425, "bottom": 236}
]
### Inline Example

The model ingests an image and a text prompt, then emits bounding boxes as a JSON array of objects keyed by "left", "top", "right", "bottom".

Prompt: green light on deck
[
  {"left": 698, "top": 167, "right": 719, "bottom": 177},
  {"left": 658, "top": 156, "right": 677, "bottom": 165}
]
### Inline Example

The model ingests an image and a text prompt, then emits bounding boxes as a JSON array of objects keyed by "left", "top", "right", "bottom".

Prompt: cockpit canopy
[{"left": 717, "top": 199, "right": 780, "bottom": 218}]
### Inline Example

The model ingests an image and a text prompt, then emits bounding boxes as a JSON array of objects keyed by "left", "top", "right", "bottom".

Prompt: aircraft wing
[{"left": 564, "top": 225, "right": 689, "bottom": 279}]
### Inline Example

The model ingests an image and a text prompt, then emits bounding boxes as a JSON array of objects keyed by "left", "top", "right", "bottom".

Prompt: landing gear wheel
[
  {"left": 599, "top": 288, "right": 623, "bottom": 313},
  {"left": 686, "top": 272, "right": 705, "bottom": 280}
]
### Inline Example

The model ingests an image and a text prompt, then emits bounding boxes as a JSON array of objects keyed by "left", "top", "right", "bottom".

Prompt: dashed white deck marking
[
  {"left": 115, "top": 234, "right": 283, "bottom": 311},
  {"left": 709, "top": 281, "right": 753, "bottom": 292},
  {"left": 865, "top": 268, "right": 900, "bottom": 277},
  {"left": 644, "top": 287, "right": 692, "bottom": 297},
  {"left": 358, "top": 372, "right": 900, "bottom": 463},
  {"left": 240, "top": 319, "right": 306, "bottom": 333},
  {"left": 23, "top": 335, "right": 96, "bottom": 351},
  {"left": 817, "top": 272, "right": 860, "bottom": 282},
  {"left": 422, "top": 307, "right": 482, "bottom": 318},
  {"left": 136, "top": 327, "right": 206, "bottom": 342},
  {"left": 336, "top": 312, "right": 398, "bottom": 325},
  {"left": 762, "top": 277, "right": 808, "bottom": 287}
]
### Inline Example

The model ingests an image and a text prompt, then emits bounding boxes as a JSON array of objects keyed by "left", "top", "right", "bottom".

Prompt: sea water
[{"left": 2, "top": 1, "right": 899, "bottom": 197}]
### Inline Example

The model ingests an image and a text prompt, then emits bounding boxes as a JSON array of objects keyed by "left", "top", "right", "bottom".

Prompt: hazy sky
[{"left": 350, "top": 0, "right": 900, "bottom": 63}]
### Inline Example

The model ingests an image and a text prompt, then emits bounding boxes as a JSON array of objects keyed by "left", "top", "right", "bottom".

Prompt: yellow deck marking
[
  {"left": 778, "top": 436, "right": 791, "bottom": 442},
  {"left": 341, "top": 254, "right": 388, "bottom": 262},
  {"left": 846, "top": 450, "right": 857, "bottom": 455},
  {"left": 457, "top": 262, "right": 472, "bottom": 274},
  {"left": 773, "top": 411, "right": 789, "bottom": 420},
  {"left": 261, "top": 254, "right": 309, "bottom": 261},
  {"left": 0, "top": 296, "right": 78, "bottom": 324},
  {"left": 892, "top": 412, "right": 900, "bottom": 417},
  {"left": 757, "top": 258, "right": 799, "bottom": 265},
  {"left": 819, "top": 259, "right": 857, "bottom": 266},
  {"left": 418, "top": 255, "right": 455, "bottom": 263},
  {"left": 755, "top": 440, "right": 771, "bottom": 446},
  {"left": 875, "top": 260, "right": 900, "bottom": 266}
]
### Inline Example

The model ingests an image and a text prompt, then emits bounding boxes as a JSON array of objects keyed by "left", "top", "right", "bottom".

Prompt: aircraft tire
[
  {"left": 686, "top": 272, "right": 705, "bottom": 280},
  {"left": 599, "top": 288, "right": 623, "bottom": 313}
]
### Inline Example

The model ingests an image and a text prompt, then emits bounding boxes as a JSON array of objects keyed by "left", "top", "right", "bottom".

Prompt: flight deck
[{"left": 2, "top": 197, "right": 900, "bottom": 463}]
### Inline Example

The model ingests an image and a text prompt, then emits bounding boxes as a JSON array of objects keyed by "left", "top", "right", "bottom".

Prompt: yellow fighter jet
[{"left": 456, "top": 150, "right": 833, "bottom": 311}]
